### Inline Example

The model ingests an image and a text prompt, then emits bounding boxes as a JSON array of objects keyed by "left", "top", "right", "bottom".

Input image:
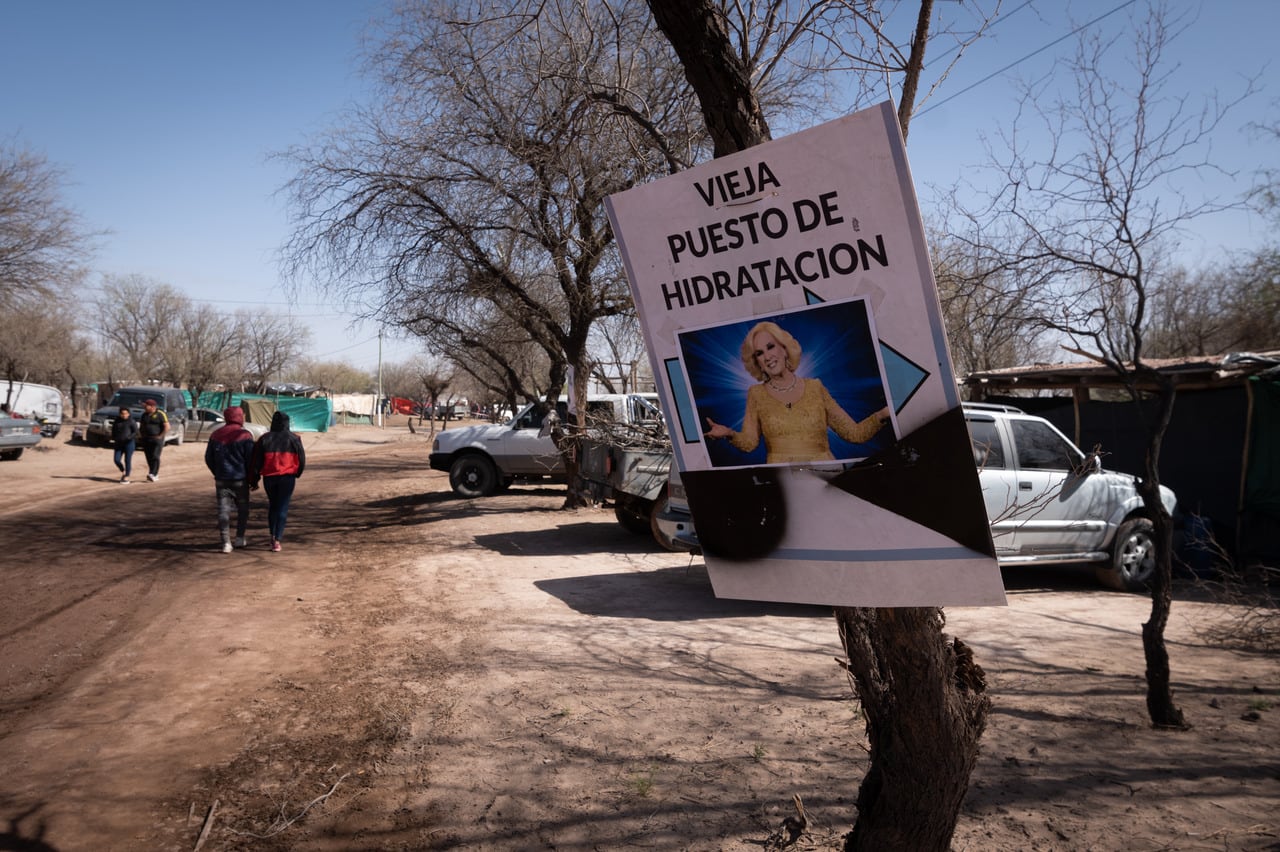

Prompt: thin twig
[{"left": 227, "top": 773, "right": 352, "bottom": 840}]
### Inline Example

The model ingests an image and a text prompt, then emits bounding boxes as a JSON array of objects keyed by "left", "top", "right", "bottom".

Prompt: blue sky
[{"left": 2, "top": 1, "right": 1275, "bottom": 373}]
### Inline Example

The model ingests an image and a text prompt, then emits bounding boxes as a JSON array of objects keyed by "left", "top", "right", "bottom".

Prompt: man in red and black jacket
[
  {"left": 251, "top": 411, "right": 306, "bottom": 552},
  {"left": 205, "top": 406, "right": 256, "bottom": 553}
]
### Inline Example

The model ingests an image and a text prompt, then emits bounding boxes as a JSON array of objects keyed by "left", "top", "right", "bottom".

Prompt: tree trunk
[
  {"left": 836, "top": 607, "right": 990, "bottom": 851},
  {"left": 644, "top": 0, "right": 770, "bottom": 155},
  {"left": 644, "top": 2, "right": 990, "bottom": 844},
  {"left": 1137, "top": 380, "right": 1186, "bottom": 728},
  {"left": 896, "top": 0, "right": 934, "bottom": 142}
]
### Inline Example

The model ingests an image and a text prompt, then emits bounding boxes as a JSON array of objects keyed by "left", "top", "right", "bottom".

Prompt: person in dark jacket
[
  {"left": 138, "top": 398, "right": 169, "bottom": 481},
  {"left": 205, "top": 406, "right": 257, "bottom": 553},
  {"left": 111, "top": 406, "right": 139, "bottom": 483},
  {"left": 251, "top": 411, "right": 305, "bottom": 552}
]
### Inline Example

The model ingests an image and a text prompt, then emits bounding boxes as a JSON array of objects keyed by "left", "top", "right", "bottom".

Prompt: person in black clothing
[
  {"left": 111, "top": 406, "right": 139, "bottom": 483},
  {"left": 138, "top": 398, "right": 169, "bottom": 481}
]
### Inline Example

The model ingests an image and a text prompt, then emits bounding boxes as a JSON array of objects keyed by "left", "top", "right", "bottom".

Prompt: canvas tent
[{"left": 195, "top": 392, "right": 332, "bottom": 432}]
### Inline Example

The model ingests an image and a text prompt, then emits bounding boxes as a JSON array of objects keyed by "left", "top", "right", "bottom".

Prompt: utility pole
[{"left": 376, "top": 328, "right": 384, "bottom": 428}]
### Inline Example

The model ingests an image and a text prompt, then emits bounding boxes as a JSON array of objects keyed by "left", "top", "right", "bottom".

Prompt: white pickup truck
[
  {"left": 658, "top": 403, "right": 1178, "bottom": 591},
  {"left": 429, "top": 393, "right": 663, "bottom": 498}
]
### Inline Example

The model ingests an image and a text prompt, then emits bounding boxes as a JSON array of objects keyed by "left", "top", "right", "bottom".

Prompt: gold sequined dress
[{"left": 728, "top": 378, "right": 882, "bottom": 463}]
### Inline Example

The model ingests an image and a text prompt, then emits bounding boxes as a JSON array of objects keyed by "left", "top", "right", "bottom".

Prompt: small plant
[
  {"left": 752, "top": 744, "right": 767, "bottom": 762},
  {"left": 1246, "top": 698, "right": 1273, "bottom": 712},
  {"left": 627, "top": 767, "right": 655, "bottom": 798}
]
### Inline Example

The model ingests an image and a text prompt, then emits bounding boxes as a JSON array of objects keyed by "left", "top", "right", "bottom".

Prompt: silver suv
[{"left": 658, "top": 403, "right": 1177, "bottom": 592}]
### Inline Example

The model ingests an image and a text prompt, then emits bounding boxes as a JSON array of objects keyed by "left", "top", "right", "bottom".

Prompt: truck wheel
[
  {"left": 649, "top": 487, "right": 682, "bottom": 552},
  {"left": 614, "top": 497, "right": 654, "bottom": 535},
  {"left": 0, "top": 449, "right": 22, "bottom": 461},
  {"left": 1096, "top": 518, "right": 1157, "bottom": 592},
  {"left": 450, "top": 455, "right": 498, "bottom": 498}
]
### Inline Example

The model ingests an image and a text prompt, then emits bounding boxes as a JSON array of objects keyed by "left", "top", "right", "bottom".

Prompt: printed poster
[{"left": 605, "top": 101, "right": 1005, "bottom": 607}]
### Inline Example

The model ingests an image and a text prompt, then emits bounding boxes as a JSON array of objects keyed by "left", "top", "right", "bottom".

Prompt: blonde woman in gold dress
[{"left": 703, "top": 321, "right": 890, "bottom": 464}]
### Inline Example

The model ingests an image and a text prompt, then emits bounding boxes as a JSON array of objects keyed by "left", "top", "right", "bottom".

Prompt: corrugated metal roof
[{"left": 962, "top": 351, "right": 1280, "bottom": 390}]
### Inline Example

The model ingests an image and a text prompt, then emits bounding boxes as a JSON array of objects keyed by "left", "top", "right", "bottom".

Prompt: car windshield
[{"left": 108, "top": 391, "right": 158, "bottom": 410}]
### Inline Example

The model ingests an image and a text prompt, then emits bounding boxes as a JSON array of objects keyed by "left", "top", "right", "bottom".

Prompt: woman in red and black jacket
[{"left": 251, "top": 411, "right": 306, "bottom": 552}]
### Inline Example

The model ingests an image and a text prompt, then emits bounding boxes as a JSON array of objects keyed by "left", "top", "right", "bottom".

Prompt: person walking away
[
  {"left": 111, "top": 405, "right": 139, "bottom": 483},
  {"left": 251, "top": 411, "right": 305, "bottom": 552},
  {"left": 205, "top": 406, "right": 257, "bottom": 553},
  {"left": 138, "top": 398, "right": 169, "bottom": 481}
]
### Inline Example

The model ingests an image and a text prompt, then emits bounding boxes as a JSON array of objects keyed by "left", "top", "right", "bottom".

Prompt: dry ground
[{"left": 0, "top": 419, "right": 1276, "bottom": 851}]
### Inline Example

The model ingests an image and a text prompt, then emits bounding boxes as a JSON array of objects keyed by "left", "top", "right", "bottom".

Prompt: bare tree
[
  {"left": 293, "top": 357, "right": 374, "bottom": 394},
  {"left": 177, "top": 304, "right": 244, "bottom": 405},
  {"left": 283, "top": 0, "right": 705, "bottom": 486},
  {"left": 1144, "top": 257, "right": 1280, "bottom": 358},
  {"left": 234, "top": 312, "right": 311, "bottom": 393},
  {"left": 0, "top": 141, "right": 96, "bottom": 312},
  {"left": 949, "top": 2, "right": 1256, "bottom": 727},
  {"left": 643, "top": 1, "right": 1002, "bottom": 848},
  {"left": 588, "top": 312, "right": 650, "bottom": 393},
  {"left": 930, "top": 227, "right": 1052, "bottom": 378},
  {"left": 0, "top": 293, "right": 80, "bottom": 400},
  {"left": 96, "top": 274, "right": 189, "bottom": 383}
]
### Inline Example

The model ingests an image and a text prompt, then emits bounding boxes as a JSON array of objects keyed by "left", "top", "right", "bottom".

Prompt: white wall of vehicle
[{"left": 1, "top": 382, "right": 64, "bottom": 436}]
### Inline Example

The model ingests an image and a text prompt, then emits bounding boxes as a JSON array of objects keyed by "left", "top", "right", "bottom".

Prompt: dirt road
[{"left": 0, "top": 424, "right": 1276, "bottom": 851}]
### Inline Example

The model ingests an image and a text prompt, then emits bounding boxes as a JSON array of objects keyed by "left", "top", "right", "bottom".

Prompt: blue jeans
[
  {"left": 113, "top": 440, "right": 135, "bottom": 477},
  {"left": 215, "top": 479, "right": 250, "bottom": 543},
  {"left": 264, "top": 475, "right": 297, "bottom": 542}
]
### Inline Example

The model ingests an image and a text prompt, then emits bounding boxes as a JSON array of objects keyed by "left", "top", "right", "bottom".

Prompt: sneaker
[
  {"left": 147, "top": 473, "right": 157, "bottom": 482},
  {"left": 120, "top": 475, "right": 131, "bottom": 483},
  {"left": 222, "top": 541, "right": 233, "bottom": 553},
  {"left": 234, "top": 537, "right": 246, "bottom": 548},
  {"left": 271, "top": 539, "right": 282, "bottom": 552}
]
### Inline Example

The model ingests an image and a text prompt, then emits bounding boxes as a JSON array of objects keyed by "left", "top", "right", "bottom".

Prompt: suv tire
[
  {"left": 450, "top": 454, "right": 498, "bottom": 498},
  {"left": 1096, "top": 518, "right": 1157, "bottom": 592},
  {"left": 614, "top": 496, "right": 654, "bottom": 535}
]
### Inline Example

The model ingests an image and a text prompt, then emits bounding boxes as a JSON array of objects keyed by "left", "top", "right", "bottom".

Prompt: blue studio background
[{"left": 678, "top": 299, "right": 893, "bottom": 468}]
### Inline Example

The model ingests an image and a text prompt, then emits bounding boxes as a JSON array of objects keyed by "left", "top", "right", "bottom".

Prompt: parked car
[
  {"left": 184, "top": 407, "right": 269, "bottom": 442},
  {"left": 656, "top": 403, "right": 1177, "bottom": 592},
  {"left": 429, "top": 393, "right": 662, "bottom": 497},
  {"left": 86, "top": 386, "right": 189, "bottom": 446},
  {"left": 0, "top": 411, "right": 43, "bottom": 460}
]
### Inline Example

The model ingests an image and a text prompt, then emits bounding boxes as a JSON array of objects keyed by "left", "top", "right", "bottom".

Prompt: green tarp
[{"left": 195, "top": 392, "right": 332, "bottom": 432}]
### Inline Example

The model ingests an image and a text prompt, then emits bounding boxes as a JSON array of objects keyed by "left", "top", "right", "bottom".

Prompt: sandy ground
[{"left": 0, "top": 418, "right": 1276, "bottom": 851}]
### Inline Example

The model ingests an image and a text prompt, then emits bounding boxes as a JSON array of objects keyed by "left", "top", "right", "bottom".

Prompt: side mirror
[{"left": 1075, "top": 451, "right": 1102, "bottom": 476}]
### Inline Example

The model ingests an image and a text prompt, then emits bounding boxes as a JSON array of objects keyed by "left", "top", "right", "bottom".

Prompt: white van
[{"left": 1, "top": 381, "right": 64, "bottom": 437}]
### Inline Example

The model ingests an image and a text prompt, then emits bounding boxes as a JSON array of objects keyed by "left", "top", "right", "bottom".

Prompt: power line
[{"left": 917, "top": 0, "right": 1142, "bottom": 119}]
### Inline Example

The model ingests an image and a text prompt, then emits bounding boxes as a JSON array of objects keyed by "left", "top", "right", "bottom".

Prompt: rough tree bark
[
  {"left": 1134, "top": 371, "right": 1186, "bottom": 728},
  {"left": 836, "top": 607, "right": 989, "bottom": 851},
  {"left": 644, "top": 1, "right": 990, "bottom": 847}
]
